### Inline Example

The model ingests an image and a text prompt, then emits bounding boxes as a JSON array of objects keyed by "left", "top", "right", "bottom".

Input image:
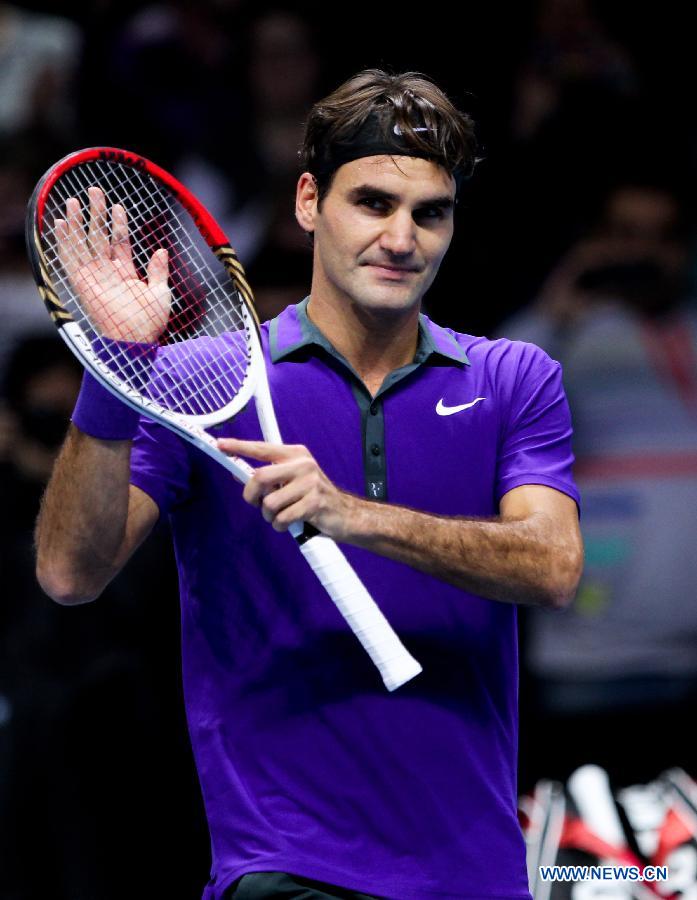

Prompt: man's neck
[{"left": 306, "top": 294, "right": 421, "bottom": 396}]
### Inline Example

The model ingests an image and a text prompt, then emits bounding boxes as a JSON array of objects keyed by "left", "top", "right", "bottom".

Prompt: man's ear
[{"left": 295, "top": 172, "right": 318, "bottom": 234}]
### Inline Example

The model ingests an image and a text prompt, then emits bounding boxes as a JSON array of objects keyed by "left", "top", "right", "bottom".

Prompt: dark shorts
[{"left": 224, "top": 871, "right": 381, "bottom": 899}]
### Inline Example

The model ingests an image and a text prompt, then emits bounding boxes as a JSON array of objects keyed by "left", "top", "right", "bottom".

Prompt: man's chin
[{"left": 350, "top": 290, "right": 422, "bottom": 319}]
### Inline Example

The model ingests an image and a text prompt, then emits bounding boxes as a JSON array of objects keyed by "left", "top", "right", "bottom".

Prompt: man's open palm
[{"left": 55, "top": 186, "right": 171, "bottom": 344}]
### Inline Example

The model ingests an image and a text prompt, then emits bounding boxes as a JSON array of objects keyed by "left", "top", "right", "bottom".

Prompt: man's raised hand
[{"left": 55, "top": 186, "right": 171, "bottom": 343}]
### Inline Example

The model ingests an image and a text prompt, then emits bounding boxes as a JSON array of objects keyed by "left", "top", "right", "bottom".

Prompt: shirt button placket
[{"left": 365, "top": 396, "right": 386, "bottom": 500}]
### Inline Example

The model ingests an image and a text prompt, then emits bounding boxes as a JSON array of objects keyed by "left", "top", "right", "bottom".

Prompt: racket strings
[
  {"left": 44, "top": 167, "right": 246, "bottom": 418},
  {"left": 41, "top": 159, "right": 254, "bottom": 418},
  {"left": 50, "top": 161, "right": 250, "bottom": 412}
]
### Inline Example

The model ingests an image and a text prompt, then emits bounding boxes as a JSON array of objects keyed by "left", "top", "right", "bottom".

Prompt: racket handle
[
  {"left": 296, "top": 533, "right": 422, "bottom": 691},
  {"left": 204, "top": 438, "right": 421, "bottom": 689}
]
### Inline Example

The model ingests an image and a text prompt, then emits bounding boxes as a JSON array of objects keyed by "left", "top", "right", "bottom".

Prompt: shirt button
[
  {"left": 369, "top": 402, "right": 379, "bottom": 415},
  {"left": 370, "top": 443, "right": 381, "bottom": 456}
]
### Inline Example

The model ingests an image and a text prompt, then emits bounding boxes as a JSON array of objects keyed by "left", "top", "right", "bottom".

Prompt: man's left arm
[{"left": 216, "top": 438, "right": 583, "bottom": 610}]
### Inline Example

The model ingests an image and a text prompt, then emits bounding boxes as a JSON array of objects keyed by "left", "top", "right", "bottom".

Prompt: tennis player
[{"left": 36, "top": 70, "right": 582, "bottom": 900}]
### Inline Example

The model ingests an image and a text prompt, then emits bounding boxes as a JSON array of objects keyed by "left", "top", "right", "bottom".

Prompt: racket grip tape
[{"left": 296, "top": 534, "right": 423, "bottom": 691}]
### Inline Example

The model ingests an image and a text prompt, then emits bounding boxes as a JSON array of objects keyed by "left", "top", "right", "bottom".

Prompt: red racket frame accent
[{"left": 35, "top": 147, "right": 230, "bottom": 250}]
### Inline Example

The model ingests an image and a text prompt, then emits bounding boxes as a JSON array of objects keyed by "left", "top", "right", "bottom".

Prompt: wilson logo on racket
[{"left": 101, "top": 148, "right": 147, "bottom": 170}]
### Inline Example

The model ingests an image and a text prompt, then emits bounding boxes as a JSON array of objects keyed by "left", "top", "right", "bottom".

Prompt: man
[{"left": 36, "top": 70, "right": 582, "bottom": 900}]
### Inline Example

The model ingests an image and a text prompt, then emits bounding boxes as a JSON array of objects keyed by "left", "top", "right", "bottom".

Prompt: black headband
[{"left": 312, "top": 112, "right": 467, "bottom": 193}]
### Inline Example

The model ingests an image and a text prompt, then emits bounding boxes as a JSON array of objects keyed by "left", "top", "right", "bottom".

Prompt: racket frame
[{"left": 26, "top": 147, "right": 266, "bottom": 480}]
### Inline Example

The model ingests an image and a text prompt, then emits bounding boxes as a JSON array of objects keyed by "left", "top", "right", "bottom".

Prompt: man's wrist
[
  {"left": 331, "top": 491, "right": 389, "bottom": 545},
  {"left": 71, "top": 371, "right": 140, "bottom": 440}
]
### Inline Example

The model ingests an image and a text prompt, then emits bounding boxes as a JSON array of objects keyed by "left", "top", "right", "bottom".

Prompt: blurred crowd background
[{"left": 2, "top": 0, "right": 697, "bottom": 897}]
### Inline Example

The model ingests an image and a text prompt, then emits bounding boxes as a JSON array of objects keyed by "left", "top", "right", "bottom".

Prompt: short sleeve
[
  {"left": 495, "top": 342, "right": 580, "bottom": 508},
  {"left": 129, "top": 415, "right": 193, "bottom": 518}
]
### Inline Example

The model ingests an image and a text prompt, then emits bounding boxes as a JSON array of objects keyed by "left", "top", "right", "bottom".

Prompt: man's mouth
[{"left": 365, "top": 262, "right": 419, "bottom": 276}]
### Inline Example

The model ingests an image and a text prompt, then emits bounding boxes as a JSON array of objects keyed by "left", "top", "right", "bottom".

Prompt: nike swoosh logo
[{"left": 436, "top": 397, "right": 486, "bottom": 416}]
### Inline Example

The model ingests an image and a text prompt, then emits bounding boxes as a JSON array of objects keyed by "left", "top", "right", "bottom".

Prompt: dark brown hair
[{"left": 299, "top": 68, "right": 477, "bottom": 205}]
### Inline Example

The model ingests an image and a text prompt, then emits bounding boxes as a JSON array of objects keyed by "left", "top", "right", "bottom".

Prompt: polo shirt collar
[{"left": 269, "top": 297, "right": 469, "bottom": 367}]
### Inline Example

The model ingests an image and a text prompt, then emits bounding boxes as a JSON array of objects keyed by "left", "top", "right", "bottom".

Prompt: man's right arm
[{"left": 35, "top": 424, "right": 160, "bottom": 605}]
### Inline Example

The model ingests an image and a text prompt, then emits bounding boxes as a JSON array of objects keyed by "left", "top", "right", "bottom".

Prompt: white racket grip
[{"left": 297, "top": 534, "right": 422, "bottom": 691}]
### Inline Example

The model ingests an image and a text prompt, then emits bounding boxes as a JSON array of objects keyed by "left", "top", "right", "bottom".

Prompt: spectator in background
[
  {"left": 240, "top": 9, "right": 318, "bottom": 320},
  {"left": 0, "top": 2, "right": 80, "bottom": 149},
  {"left": 501, "top": 181, "right": 697, "bottom": 791},
  {"left": 0, "top": 148, "right": 56, "bottom": 375},
  {"left": 501, "top": 0, "right": 641, "bottom": 306},
  {"left": 85, "top": 0, "right": 245, "bottom": 168},
  {"left": 0, "top": 335, "right": 204, "bottom": 899},
  {"left": 82, "top": 0, "right": 255, "bottom": 260},
  {"left": 247, "top": 9, "right": 320, "bottom": 191},
  {"left": 189, "top": 6, "right": 319, "bottom": 318},
  {"left": 96, "top": 2, "right": 319, "bottom": 287},
  {"left": 158, "top": 5, "right": 320, "bottom": 322},
  {"left": 0, "top": 335, "right": 86, "bottom": 897},
  {"left": 0, "top": 334, "right": 81, "bottom": 475},
  {"left": 511, "top": 0, "right": 636, "bottom": 144}
]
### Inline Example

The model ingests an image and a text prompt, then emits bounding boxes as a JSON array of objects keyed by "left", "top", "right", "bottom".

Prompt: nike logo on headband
[{"left": 393, "top": 124, "right": 432, "bottom": 135}]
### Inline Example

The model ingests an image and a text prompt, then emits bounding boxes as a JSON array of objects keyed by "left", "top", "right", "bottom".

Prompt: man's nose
[{"left": 379, "top": 211, "right": 416, "bottom": 256}]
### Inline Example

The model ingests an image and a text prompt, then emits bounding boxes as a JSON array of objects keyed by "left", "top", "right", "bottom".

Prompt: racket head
[{"left": 26, "top": 147, "right": 263, "bottom": 428}]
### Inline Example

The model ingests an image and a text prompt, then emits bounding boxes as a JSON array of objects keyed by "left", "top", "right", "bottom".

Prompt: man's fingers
[
  {"left": 55, "top": 217, "right": 79, "bottom": 280},
  {"left": 87, "top": 187, "right": 110, "bottom": 258},
  {"left": 216, "top": 438, "right": 338, "bottom": 535},
  {"left": 269, "top": 501, "right": 307, "bottom": 532},
  {"left": 146, "top": 248, "right": 169, "bottom": 287},
  {"left": 64, "top": 197, "right": 90, "bottom": 268},
  {"left": 111, "top": 203, "right": 136, "bottom": 275},
  {"left": 216, "top": 438, "right": 308, "bottom": 463},
  {"left": 259, "top": 476, "right": 314, "bottom": 521},
  {"left": 241, "top": 459, "right": 314, "bottom": 507}
]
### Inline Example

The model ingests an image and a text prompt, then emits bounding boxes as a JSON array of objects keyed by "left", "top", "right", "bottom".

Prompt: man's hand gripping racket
[{"left": 26, "top": 147, "right": 422, "bottom": 691}]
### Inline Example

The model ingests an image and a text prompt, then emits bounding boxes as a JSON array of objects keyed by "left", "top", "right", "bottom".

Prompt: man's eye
[
  {"left": 359, "top": 197, "right": 389, "bottom": 211},
  {"left": 415, "top": 206, "right": 445, "bottom": 221}
]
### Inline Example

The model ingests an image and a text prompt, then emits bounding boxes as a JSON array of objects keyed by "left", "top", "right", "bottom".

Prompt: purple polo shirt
[{"left": 130, "top": 299, "right": 578, "bottom": 900}]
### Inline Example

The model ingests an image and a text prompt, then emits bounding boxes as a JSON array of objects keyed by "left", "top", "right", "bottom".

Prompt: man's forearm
[
  {"left": 35, "top": 424, "right": 136, "bottom": 604},
  {"left": 338, "top": 496, "right": 581, "bottom": 608},
  {"left": 216, "top": 437, "right": 583, "bottom": 607}
]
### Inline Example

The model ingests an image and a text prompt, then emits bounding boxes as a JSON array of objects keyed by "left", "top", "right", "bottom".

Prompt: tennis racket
[{"left": 25, "top": 146, "right": 422, "bottom": 692}]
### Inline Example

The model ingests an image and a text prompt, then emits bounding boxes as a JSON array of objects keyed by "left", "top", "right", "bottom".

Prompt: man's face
[{"left": 297, "top": 155, "right": 456, "bottom": 319}]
